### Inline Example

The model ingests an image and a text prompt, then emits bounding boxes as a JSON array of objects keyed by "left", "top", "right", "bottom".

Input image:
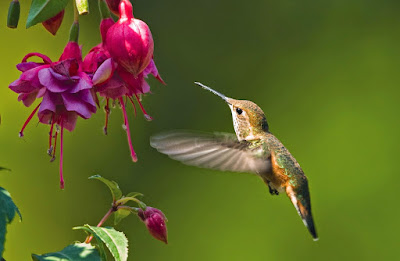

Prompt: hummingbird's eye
[{"left": 236, "top": 108, "right": 243, "bottom": 115}]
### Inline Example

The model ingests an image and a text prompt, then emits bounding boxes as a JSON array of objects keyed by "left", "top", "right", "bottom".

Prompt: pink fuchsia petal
[
  {"left": 100, "top": 18, "right": 115, "bottom": 43},
  {"left": 117, "top": 67, "right": 150, "bottom": 94},
  {"left": 92, "top": 58, "right": 115, "bottom": 85},
  {"left": 82, "top": 44, "right": 110, "bottom": 73},
  {"left": 143, "top": 59, "right": 166, "bottom": 85},
  {"left": 59, "top": 42, "right": 82, "bottom": 63},
  {"left": 106, "top": 0, "right": 154, "bottom": 76}
]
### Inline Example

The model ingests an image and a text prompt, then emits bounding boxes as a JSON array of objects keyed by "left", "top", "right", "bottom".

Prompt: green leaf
[
  {"left": 32, "top": 243, "right": 101, "bottom": 261},
  {"left": 26, "top": 0, "right": 69, "bottom": 28},
  {"left": 89, "top": 175, "right": 122, "bottom": 202},
  {"left": 0, "top": 187, "right": 21, "bottom": 259},
  {"left": 113, "top": 209, "right": 132, "bottom": 226},
  {"left": 0, "top": 167, "right": 11, "bottom": 172},
  {"left": 74, "top": 225, "right": 128, "bottom": 261},
  {"left": 125, "top": 192, "right": 143, "bottom": 198}
]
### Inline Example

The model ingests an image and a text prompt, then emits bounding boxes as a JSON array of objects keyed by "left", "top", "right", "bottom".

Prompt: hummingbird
[{"left": 150, "top": 82, "right": 318, "bottom": 240}]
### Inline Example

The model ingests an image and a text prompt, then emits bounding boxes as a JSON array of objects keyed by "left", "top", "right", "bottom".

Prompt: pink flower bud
[
  {"left": 106, "top": 0, "right": 154, "bottom": 76},
  {"left": 105, "top": 0, "right": 121, "bottom": 15},
  {"left": 138, "top": 207, "right": 168, "bottom": 244},
  {"left": 42, "top": 10, "right": 65, "bottom": 35}
]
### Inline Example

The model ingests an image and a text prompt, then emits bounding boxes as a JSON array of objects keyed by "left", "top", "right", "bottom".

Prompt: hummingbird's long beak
[{"left": 194, "top": 82, "right": 229, "bottom": 103}]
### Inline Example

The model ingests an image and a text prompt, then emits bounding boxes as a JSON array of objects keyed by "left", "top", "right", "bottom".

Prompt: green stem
[
  {"left": 75, "top": 0, "right": 89, "bottom": 15},
  {"left": 84, "top": 207, "right": 114, "bottom": 243},
  {"left": 68, "top": 2, "right": 80, "bottom": 43},
  {"left": 98, "top": 0, "right": 111, "bottom": 19}
]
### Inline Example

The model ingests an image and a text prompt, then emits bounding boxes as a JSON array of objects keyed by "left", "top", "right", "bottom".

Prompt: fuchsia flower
[
  {"left": 83, "top": 0, "right": 165, "bottom": 162},
  {"left": 138, "top": 207, "right": 168, "bottom": 244},
  {"left": 42, "top": 10, "right": 65, "bottom": 35},
  {"left": 9, "top": 41, "right": 96, "bottom": 189},
  {"left": 105, "top": 0, "right": 120, "bottom": 15},
  {"left": 106, "top": 0, "right": 154, "bottom": 76}
]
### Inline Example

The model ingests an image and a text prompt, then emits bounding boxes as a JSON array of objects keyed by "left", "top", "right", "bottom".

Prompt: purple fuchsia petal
[
  {"left": 17, "top": 62, "right": 43, "bottom": 72},
  {"left": 38, "top": 68, "right": 67, "bottom": 93},
  {"left": 69, "top": 72, "right": 93, "bottom": 93},
  {"left": 61, "top": 93, "right": 95, "bottom": 119},
  {"left": 18, "top": 91, "right": 39, "bottom": 107},
  {"left": 9, "top": 78, "right": 39, "bottom": 93},
  {"left": 143, "top": 59, "right": 165, "bottom": 84},
  {"left": 62, "top": 112, "right": 78, "bottom": 131},
  {"left": 78, "top": 89, "right": 97, "bottom": 111},
  {"left": 117, "top": 67, "right": 149, "bottom": 94},
  {"left": 39, "top": 92, "right": 58, "bottom": 115}
]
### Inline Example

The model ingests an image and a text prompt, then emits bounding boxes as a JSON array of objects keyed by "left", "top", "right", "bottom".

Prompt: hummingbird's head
[{"left": 195, "top": 82, "right": 269, "bottom": 141}]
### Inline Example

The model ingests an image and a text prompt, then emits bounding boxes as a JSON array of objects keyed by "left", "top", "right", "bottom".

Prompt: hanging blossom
[
  {"left": 9, "top": 36, "right": 97, "bottom": 189},
  {"left": 138, "top": 207, "right": 168, "bottom": 244},
  {"left": 83, "top": 0, "right": 165, "bottom": 162}
]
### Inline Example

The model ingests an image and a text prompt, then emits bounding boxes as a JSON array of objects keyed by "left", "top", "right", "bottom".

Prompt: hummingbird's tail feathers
[{"left": 286, "top": 186, "right": 318, "bottom": 241}]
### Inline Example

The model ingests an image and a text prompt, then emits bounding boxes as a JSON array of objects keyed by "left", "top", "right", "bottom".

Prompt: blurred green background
[{"left": 1, "top": 0, "right": 400, "bottom": 260}]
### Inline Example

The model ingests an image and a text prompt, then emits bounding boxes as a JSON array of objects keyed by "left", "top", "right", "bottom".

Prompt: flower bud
[
  {"left": 105, "top": 0, "right": 121, "bottom": 15},
  {"left": 138, "top": 207, "right": 168, "bottom": 244},
  {"left": 7, "top": 0, "right": 20, "bottom": 29},
  {"left": 42, "top": 10, "right": 65, "bottom": 35},
  {"left": 106, "top": 0, "right": 154, "bottom": 76}
]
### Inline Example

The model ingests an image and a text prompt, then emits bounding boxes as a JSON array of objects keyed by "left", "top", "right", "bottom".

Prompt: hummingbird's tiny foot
[{"left": 267, "top": 182, "right": 279, "bottom": 195}]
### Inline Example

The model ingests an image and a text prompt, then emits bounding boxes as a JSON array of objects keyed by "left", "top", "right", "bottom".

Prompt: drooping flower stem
[
  {"left": 59, "top": 120, "right": 65, "bottom": 189},
  {"left": 74, "top": 1, "right": 81, "bottom": 21},
  {"left": 119, "top": 97, "right": 138, "bottom": 162},
  {"left": 85, "top": 207, "right": 114, "bottom": 243},
  {"left": 98, "top": 0, "right": 111, "bottom": 19},
  {"left": 19, "top": 102, "right": 41, "bottom": 137},
  {"left": 69, "top": 2, "right": 80, "bottom": 43}
]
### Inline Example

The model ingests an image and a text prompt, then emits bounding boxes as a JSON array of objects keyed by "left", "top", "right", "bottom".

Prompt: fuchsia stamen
[
  {"left": 59, "top": 119, "right": 65, "bottom": 189},
  {"left": 104, "top": 98, "right": 110, "bottom": 135},
  {"left": 48, "top": 113, "right": 55, "bottom": 155},
  {"left": 19, "top": 102, "right": 41, "bottom": 137},
  {"left": 51, "top": 130, "right": 58, "bottom": 162},
  {"left": 134, "top": 94, "right": 152, "bottom": 121},
  {"left": 119, "top": 97, "right": 137, "bottom": 162},
  {"left": 127, "top": 96, "right": 138, "bottom": 117}
]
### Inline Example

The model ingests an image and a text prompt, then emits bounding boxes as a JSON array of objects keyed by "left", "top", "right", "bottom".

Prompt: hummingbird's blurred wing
[{"left": 150, "top": 131, "right": 271, "bottom": 175}]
